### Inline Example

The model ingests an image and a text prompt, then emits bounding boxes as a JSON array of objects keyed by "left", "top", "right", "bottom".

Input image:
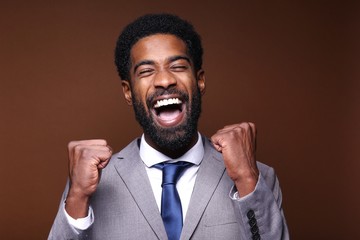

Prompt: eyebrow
[
  {"left": 133, "top": 55, "right": 191, "bottom": 74},
  {"left": 133, "top": 60, "right": 155, "bottom": 74},
  {"left": 168, "top": 55, "right": 191, "bottom": 64}
]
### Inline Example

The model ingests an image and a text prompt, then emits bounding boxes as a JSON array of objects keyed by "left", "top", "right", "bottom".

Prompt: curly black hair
[{"left": 114, "top": 13, "right": 203, "bottom": 81}]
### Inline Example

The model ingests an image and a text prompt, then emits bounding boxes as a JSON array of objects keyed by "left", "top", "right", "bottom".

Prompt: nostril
[{"left": 154, "top": 71, "right": 177, "bottom": 88}]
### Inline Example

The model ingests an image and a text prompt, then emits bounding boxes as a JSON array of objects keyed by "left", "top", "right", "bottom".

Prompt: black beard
[{"left": 131, "top": 87, "right": 202, "bottom": 154}]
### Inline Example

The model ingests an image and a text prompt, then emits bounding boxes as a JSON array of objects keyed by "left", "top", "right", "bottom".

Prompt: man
[{"left": 49, "top": 13, "right": 289, "bottom": 240}]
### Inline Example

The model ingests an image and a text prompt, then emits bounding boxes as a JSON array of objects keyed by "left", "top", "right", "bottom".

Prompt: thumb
[{"left": 211, "top": 137, "right": 223, "bottom": 153}]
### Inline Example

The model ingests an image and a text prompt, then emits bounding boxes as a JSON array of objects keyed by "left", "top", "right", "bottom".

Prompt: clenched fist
[
  {"left": 65, "top": 139, "right": 112, "bottom": 218},
  {"left": 211, "top": 123, "right": 259, "bottom": 197}
]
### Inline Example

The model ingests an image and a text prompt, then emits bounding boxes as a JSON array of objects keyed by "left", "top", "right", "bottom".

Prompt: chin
[{"left": 147, "top": 121, "right": 198, "bottom": 152}]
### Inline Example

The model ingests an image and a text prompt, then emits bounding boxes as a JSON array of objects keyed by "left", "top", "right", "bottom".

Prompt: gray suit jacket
[{"left": 49, "top": 136, "right": 289, "bottom": 239}]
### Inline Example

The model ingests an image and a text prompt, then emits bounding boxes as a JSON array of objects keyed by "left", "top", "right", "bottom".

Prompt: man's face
[{"left": 122, "top": 34, "right": 206, "bottom": 155}]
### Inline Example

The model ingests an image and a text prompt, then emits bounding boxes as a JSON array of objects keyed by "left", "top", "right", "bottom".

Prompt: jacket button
[
  {"left": 247, "top": 209, "right": 255, "bottom": 219},
  {"left": 252, "top": 233, "right": 261, "bottom": 240},
  {"left": 251, "top": 225, "right": 259, "bottom": 235},
  {"left": 249, "top": 217, "right": 257, "bottom": 227}
]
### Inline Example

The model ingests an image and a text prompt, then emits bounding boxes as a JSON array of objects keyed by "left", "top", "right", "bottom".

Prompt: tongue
[{"left": 158, "top": 109, "right": 181, "bottom": 121}]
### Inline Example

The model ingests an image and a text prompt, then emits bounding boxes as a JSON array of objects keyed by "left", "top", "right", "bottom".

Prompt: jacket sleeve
[
  {"left": 230, "top": 163, "right": 289, "bottom": 240},
  {"left": 48, "top": 181, "right": 91, "bottom": 240}
]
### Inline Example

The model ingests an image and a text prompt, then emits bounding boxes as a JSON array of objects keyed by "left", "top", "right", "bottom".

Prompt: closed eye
[
  {"left": 170, "top": 65, "right": 189, "bottom": 72},
  {"left": 138, "top": 68, "right": 154, "bottom": 77}
]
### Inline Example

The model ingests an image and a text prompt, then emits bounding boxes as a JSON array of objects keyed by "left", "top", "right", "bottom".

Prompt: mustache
[{"left": 146, "top": 88, "right": 189, "bottom": 107}]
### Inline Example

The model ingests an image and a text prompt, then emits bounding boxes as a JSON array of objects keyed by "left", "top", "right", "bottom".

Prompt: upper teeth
[{"left": 154, "top": 98, "right": 182, "bottom": 108}]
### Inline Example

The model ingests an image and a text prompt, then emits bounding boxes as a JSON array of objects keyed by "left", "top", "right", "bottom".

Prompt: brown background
[{"left": 1, "top": 1, "right": 359, "bottom": 239}]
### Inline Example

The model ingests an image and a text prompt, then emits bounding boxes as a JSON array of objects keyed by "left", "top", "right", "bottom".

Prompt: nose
[{"left": 153, "top": 69, "right": 177, "bottom": 89}]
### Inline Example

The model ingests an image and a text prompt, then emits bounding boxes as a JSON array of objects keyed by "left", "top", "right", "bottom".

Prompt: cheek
[
  {"left": 178, "top": 74, "right": 197, "bottom": 89},
  {"left": 132, "top": 85, "right": 151, "bottom": 107}
]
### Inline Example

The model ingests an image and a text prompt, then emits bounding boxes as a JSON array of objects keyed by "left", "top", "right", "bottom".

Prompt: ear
[
  {"left": 121, "top": 80, "right": 133, "bottom": 105},
  {"left": 197, "top": 69, "right": 206, "bottom": 95}
]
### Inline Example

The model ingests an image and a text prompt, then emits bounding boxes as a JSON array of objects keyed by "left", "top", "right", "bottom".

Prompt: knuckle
[
  {"left": 68, "top": 141, "right": 77, "bottom": 150},
  {"left": 227, "top": 129, "right": 239, "bottom": 140},
  {"left": 96, "top": 139, "right": 107, "bottom": 146},
  {"left": 232, "top": 126, "right": 244, "bottom": 135},
  {"left": 248, "top": 122, "right": 255, "bottom": 127},
  {"left": 73, "top": 144, "right": 83, "bottom": 153}
]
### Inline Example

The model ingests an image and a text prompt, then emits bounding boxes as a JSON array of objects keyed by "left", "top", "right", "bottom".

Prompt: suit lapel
[
  {"left": 181, "top": 138, "right": 226, "bottom": 240},
  {"left": 113, "top": 140, "right": 167, "bottom": 240}
]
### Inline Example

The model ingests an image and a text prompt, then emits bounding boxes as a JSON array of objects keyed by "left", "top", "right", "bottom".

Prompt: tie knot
[{"left": 156, "top": 161, "right": 191, "bottom": 186}]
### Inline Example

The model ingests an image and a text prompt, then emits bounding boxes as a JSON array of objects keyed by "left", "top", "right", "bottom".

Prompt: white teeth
[{"left": 154, "top": 98, "right": 182, "bottom": 108}]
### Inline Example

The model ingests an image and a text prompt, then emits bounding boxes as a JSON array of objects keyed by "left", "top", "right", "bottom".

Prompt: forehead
[{"left": 130, "top": 34, "right": 188, "bottom": 65}]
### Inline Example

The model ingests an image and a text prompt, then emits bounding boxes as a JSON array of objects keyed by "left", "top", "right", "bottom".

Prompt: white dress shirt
[
  {"left": 140, "top": 132, "right": 204, "bottom": 221},
  {"left": 65, "top": 133, "right": 204, "bottom": 231}
]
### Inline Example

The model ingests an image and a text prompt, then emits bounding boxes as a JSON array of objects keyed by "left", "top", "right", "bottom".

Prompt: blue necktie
[{"left": 155, "top": 161, "right": 191, "bottom": 240}]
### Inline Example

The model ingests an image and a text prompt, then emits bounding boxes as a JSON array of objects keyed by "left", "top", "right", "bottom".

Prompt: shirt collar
[{"left": 139, "top": 132, "right": 204, "bottom": 168}]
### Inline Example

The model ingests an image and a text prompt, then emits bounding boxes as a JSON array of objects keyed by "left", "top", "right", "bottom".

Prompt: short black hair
[{"left": 114, "top": 13, "right": 203, "bottom": 81}]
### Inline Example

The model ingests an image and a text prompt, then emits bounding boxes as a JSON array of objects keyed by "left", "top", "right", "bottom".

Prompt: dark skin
[
  {"left": 65, "top": 34, "right": 259, "bottom": 219},
  {"left": 122, "top": 34, "right": 205, "bottom": 159}
]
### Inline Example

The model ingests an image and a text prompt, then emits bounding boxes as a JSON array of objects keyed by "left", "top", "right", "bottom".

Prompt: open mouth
[{"left": 151, "top": 97, "right": 185, "bottom": 127}]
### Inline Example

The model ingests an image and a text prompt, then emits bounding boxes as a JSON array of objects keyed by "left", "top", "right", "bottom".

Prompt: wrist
[
  {"left": 65, "top": 189, "right": 91, "bottom": 219},
  {"left": 234, "top": 174, "right": 258, "bottom": 197}
]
